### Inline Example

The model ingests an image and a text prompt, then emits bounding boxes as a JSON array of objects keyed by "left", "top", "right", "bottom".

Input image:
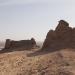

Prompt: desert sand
[{"left": 0, "top": 48, "right": 75, "bottom": 75}]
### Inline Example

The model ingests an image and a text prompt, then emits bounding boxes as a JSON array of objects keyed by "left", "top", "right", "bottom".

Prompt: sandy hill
[{"left": 0, "top": 49, "right": 75, "bottom": 75}]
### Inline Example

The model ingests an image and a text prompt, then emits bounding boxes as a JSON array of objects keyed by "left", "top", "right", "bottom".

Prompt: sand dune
[{"left": 0, "top": 49, "right": 74, "bottom": 75}]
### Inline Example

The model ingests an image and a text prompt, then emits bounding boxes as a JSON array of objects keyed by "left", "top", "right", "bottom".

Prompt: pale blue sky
[{"left": 0, "top": 0, "right": 75, "bottom": 41}]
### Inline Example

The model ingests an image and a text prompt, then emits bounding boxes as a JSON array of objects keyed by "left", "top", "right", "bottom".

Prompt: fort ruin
[{"left": 4, "top": 38, "right": 36, "bottom": 50}]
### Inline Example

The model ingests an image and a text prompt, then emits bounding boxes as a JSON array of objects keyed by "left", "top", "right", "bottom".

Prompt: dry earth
[{"left": 0, "top": 48, "right": 75, "bottom": 75}]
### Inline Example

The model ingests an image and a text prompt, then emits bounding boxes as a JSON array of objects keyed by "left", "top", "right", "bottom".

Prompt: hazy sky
[{"left": 0, "top": 0, "right": 75, "bottom": 41}]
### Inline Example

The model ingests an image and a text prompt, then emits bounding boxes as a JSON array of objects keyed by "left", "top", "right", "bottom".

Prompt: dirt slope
[{"left": 0, "top": 49, "right": 75, "bottom": 75}]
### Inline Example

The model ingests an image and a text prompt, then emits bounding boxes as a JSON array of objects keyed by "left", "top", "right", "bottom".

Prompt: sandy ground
[{"left": 0, "top": 48, "right": 75, "bottom": 75}]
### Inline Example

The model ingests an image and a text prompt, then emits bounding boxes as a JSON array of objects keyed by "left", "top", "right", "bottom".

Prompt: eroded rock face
[
  {"left": 42, "top": 20, "right": 75, "bottom": 51},
  {"left": 4, "top": 38, "right": 36, "bottom": 50},
  {"left": 5, "top": 39, "right": 11, "bottom": 49}
]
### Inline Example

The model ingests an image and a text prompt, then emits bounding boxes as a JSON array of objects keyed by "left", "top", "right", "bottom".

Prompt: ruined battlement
[
  {"left": 4, "top": 38, "right": 36, "bottom": 50},
  {"left": 42, "top": 20, "right": 75, "bottom": 51}
]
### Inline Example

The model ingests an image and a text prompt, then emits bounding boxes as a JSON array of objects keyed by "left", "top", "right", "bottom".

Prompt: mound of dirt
[
  {"left": 0, "top": 49, "right": 75, "bottom": 75},
  {"left": 42, "top": 20, "right": 75, "bottom": 51}
]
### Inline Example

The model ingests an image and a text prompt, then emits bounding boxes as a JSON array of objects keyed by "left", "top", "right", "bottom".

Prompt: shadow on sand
[
  {"left": 0, "top": 47, "right": 33, "bottom": 54},
  {"left": 0, "top": 47, "right": 75, "bottom": 57},
  {"left": 27, "top": 47, "right": 75, "bottom": 57}
]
